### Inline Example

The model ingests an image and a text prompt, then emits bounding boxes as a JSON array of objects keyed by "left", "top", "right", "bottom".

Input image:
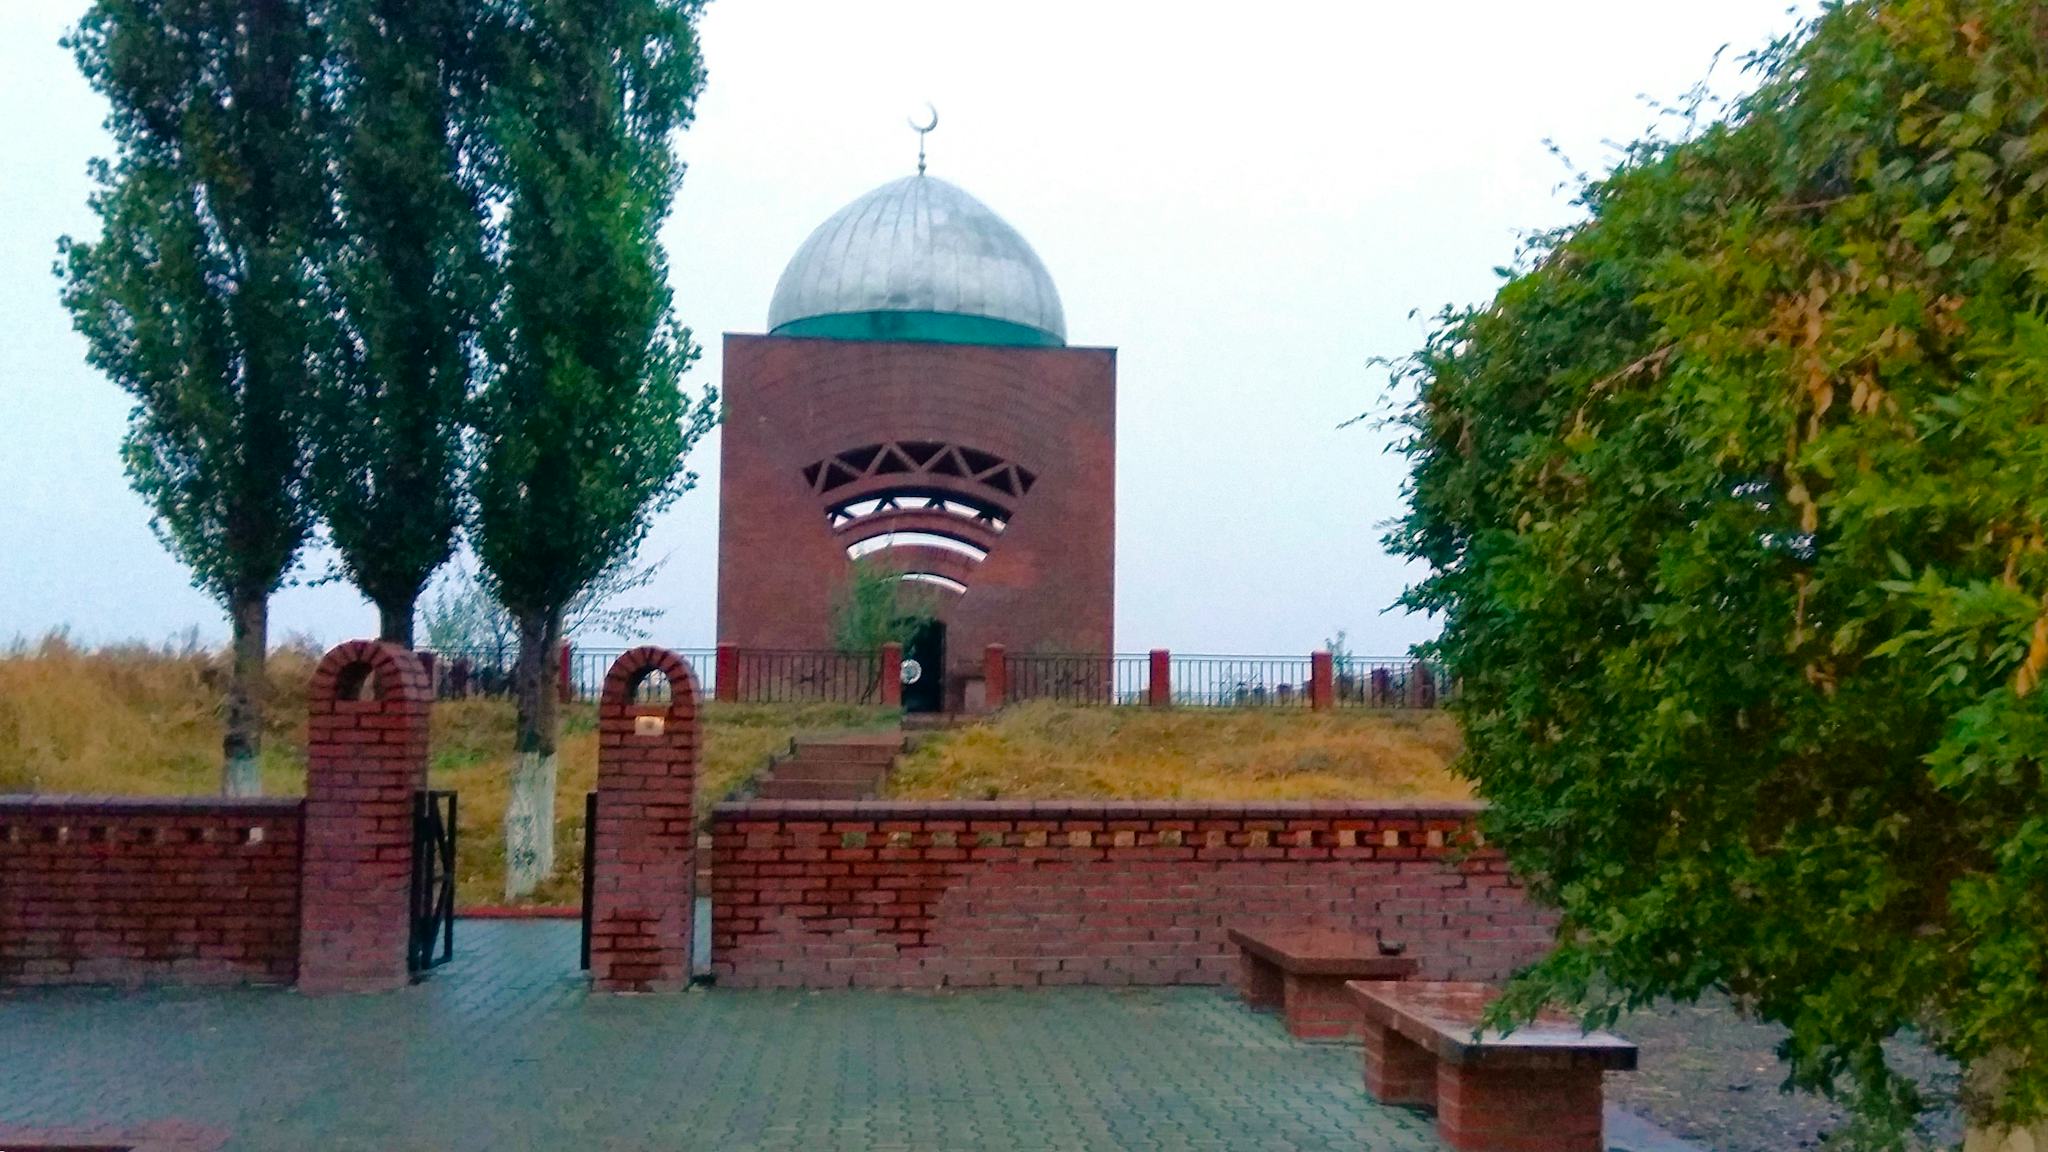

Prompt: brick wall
[
  {"left": 710, "top": 800, "right": 1553, "bottom": 990},
  {"left": 718, "top": 335, "right": 1117, "bottom": 681},
  {"left": 0, "top": 797, "right": 303, "bottom": 987}
]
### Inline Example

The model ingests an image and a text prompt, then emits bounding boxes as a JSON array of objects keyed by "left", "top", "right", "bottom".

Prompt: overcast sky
[{"left": 0, "top": 0, "right": 1815, "bottom": 657}]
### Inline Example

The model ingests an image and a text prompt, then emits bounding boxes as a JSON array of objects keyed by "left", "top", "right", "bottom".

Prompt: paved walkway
[{"left": 0, "top": 920, "right": 1458, "bottom": 1152}]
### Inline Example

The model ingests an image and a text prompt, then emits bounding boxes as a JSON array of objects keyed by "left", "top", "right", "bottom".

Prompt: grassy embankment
[
  {"left": 1, "top": 637, "right": 1470, "bottom": 904},
  {"left": 887, "top": 699, "right": 1467, "bottom": 802},
  {"left": 0, "top": 636, "right": 893, "bottom": 904}
]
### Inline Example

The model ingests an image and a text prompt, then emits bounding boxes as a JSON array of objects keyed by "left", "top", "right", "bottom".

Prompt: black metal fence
[
  {"left": 728, "top": 648, "right": 885, "bottom": 705},
  {"left": 408, "top": 789, "right": 456, "bottom": 976},
  {"left": 415, "top": 644, "right": 1450, "bottom": 710},
  {"left": 564, "top": 647, "right": 716, "bottom": 702},
  {"left": 419, "top": 646, "right": 716, "bottom": 703},
  {"left": 1168, "top": 655, "right": 1315, "bottom": 708},
  {"left": 1003, "top": 653, "right": 1150, "bottom": 705},
  {"left": 1331, "top": 660, "right": 1450, "bottom": 709}
]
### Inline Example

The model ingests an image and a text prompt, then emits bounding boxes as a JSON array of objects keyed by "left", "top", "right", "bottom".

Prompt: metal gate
[
  {"left": 409, "top": 789, "right": 457, "bottom": 975},
  {"left": 579, "top": 790, "right": 597, "bottom": 969}
]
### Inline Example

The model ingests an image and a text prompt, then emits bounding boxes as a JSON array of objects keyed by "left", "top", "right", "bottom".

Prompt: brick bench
[
  {"left": 1227, "top": 928, "right": 1418, "bottom": 1039},
  {"left": 1348, "top": 980, "right": 1636, "bottom": 1152}
]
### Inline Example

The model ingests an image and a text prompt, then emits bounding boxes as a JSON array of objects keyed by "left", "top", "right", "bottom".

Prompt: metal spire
[{"left": 908, "top": 103, "right": 938, "bottom": 175}]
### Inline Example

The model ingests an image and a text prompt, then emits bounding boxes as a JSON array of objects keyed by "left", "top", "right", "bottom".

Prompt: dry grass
[
  {"left": 0, "top": 633, "right": 321, "bottom": 796},
  {"left": 887, "top": 700, "right": 1469, "bottom": 802},
  {"left": 1, "top": 638, "right": 1470, "bottom": 905},
  {"left": 0, "top": 635, "right": 894, "bottom": 905},
  {"left": 426, "top": 699, "right": 898, "bottom": 906}
]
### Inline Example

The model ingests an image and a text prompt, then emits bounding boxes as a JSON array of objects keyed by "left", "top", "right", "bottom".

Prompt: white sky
[{"left": 0, "top": 0, "right": 1813, "bottom": 657}]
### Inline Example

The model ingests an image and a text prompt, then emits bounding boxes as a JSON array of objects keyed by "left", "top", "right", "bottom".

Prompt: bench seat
[
  {"left": 1347, "top": 980, "right": 1636, "bottom": 1152},
  {"left": 1226, "top": 928, "right": 1418, "bottom": 1039}
]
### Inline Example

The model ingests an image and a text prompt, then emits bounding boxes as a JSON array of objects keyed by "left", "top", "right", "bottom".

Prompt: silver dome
[{"left": 767, "top": 175, "right": 1066, "bottom": 345}]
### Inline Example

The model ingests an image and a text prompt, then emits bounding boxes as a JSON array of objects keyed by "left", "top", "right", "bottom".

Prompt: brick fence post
[
  {"left": 880, "top": 642, "right": 903, "bottom": 708},
  {"left": 300, "top": 640, "right": 430, "bottom": 994},
  {"left": 714, "top": 642, "right": 738, "bottom": 703},
  {"left": 1309, "top": 651, "right": 1335, "bottom": 712},
  {"left": 982, "top": 644, "right": 1007, "bottom": 710},
  {"left": 589, "top": 647, "right": 700, "bottom": 992},
  {"left": 1148, "top": 649, "right": 1172, "bottom": 708},
  {"left": 558, "top": 642, "right": 574, "bottom": 703}
]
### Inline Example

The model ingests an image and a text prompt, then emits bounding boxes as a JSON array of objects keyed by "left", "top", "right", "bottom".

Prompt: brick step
[
  {"left": 753, "top": 779, "right": 877, "bottom": 801},
  {"left": 785, "top": 742, "right": 901, "bottom": 764},
  {"left": 767, "top": 760, "right": 891, "bottom": 783}
]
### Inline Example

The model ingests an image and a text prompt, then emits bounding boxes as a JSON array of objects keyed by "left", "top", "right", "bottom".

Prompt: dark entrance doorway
[{"left": 901, "top": 618, "right": 945, "bottom": 713}]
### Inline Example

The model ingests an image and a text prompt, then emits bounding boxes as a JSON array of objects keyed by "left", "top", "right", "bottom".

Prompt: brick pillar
[
  {"left": 558, "top": 642, "right": 574, "bottom": 703},
  {"left": 300, "top": 641, "right": 430, "bottom": 994},
  {"left": 714, "top": 642, "right": 738, "bottom": 703},
  {"left": 589, "top": 647, "right": 700, "bottom": 993},
  {"left": 1148, "top": 649, "right": 1171, "bottom": 707},
  {"left": 1436, "top": 1063, "right": 1604, "bottom": 1152},
  {"left": 1361, "top": 1021, "right": 1437, "bottom": 1107},
  {"left": 1309, "top": 651, "right": 1335, "bottom": 711},
  {"left": 416, "top": 650, "right": 438, "bottom": 698},
  {"left": 880, "top": 642, "right": 903, "bottom": 708},
  {"left": 982, "top": 644, "right": 1007, "bottom": 710}
]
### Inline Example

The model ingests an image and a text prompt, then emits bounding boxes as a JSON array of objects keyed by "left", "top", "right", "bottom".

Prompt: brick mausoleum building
[{"left": 718, "top": 170, "right": 1115, "bottom": 711}]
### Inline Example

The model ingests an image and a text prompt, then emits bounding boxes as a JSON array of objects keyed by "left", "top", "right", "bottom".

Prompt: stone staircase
[{"left": 751, "top": 730, "right": 906, "bottom": 801}]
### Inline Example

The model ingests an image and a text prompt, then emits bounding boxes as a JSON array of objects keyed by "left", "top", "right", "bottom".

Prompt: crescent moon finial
[{"left": 908, "top": 102, "right": 938, "bottom": 175}]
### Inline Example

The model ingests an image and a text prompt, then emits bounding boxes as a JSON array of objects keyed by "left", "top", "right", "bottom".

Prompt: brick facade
[
  {"left": 710, "top": 801, "right": 1553, "bottom": 990},
  {"left": 717, "top": 335, "right": 1116, "bottom": 688},
  {"left": 588, "top": 647, "right": 700, "bottom": 992},
  {"left": 298, "top": 640, "right": 431, "bottom": 994},
  {"left": 0, "top": 797, "right": 302, "bottom": 987}
]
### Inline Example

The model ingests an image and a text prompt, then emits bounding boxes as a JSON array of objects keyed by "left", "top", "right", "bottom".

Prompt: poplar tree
[
  {"left": 59, "top": 0, "right": 329, "bottom": 796},
  {"left": 307, "top": 0, "right": 488, "bottom": 647},
  {"left": 471, "top": 0, "right": 715, "bottom": 898}
]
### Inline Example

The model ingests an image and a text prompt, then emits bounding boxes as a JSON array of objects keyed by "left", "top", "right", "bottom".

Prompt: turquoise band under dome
[{"left": 770, "top": 310, "right": 1063, "bottom": 348}]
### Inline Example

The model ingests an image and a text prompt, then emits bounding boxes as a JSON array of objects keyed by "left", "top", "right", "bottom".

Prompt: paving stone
[{"left": 0, "top": 920, "right": 1459, "bottom": 1151}]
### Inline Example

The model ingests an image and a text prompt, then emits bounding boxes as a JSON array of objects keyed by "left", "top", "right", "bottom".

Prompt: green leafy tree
[
  {"left": 306, "top": 0, "right": 489, "bottom": 647},
  {"left": 830, "top": 557, "right": 937, "bottom": 653},
  {"left": 469, "top": 0, "right": 714, "bottom": 899},
  {"left": 59, "top": 0, "right": 330, "bottom": 796},
  {"left": 1386, "top": 1, "right": 2048, "bottom": 1143}
]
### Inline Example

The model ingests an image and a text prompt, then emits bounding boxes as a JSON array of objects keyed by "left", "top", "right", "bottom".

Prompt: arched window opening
[
  {"left": 847, "top": 531, "right": 989, "bottom": 564},
  {"left": 899, "top": 572, "right": 968, "bottom": 594}
]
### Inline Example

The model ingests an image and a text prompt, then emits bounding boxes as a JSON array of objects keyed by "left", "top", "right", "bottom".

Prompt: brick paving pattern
[{"left": 0, "top": 920, "right": 1458, "bottom": 1152}]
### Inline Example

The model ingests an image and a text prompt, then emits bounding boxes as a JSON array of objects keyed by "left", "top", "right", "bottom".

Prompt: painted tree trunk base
[
  {"left": 1966, "top": 1124, "right": 2048, "bottom": 1152},
  {"left": 503, "top": 750, "right": 559, "bottom": 900},
  {"left": 222, "top": 754, "right": 262, "bottom": 798}
]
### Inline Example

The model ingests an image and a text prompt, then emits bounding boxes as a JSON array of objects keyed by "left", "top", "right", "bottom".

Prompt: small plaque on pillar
[{"left": 634, "top": 714, "right": 666, "bottom": 737}]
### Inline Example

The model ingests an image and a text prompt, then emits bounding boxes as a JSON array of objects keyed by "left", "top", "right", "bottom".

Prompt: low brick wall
[
  {"left": 710, "top": 801, "right": 1553, "bottom": 990},
  {"left": 0, "top": 797, "right": 304, "bottom": 987}
]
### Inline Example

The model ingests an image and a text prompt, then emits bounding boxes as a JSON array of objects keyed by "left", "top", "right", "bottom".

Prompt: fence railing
[
  {"left": 416, "top": 643, "right": 1450, "bottom": 711},
  {"left": 1168, "top": 654, "right": 1315, "bottom": 708},
  {"left": 1002, "top": 654, "right": 1151, "bottom": 706},
  {"left": 1331, "top": 659, "right": 1449, "bottom": 709}
]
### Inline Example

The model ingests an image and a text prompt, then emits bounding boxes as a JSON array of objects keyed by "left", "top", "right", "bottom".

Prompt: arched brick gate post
[
  {"left": 299, "top": 640, "right": 430, "bottom": 994},
  {"left": 589, "top": 646, "right": 700, "bottom": 992}
]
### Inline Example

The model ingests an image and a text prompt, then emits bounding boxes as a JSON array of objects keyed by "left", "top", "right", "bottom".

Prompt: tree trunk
[
  {"left": 377, "top": 596, "right": 416, "bottom": 648},
  {"left": 222, "top": 592, "right": 267, "bottom": 797},
  {"left": 503, "top": 607, "right": 562, "bottom": 901}
]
